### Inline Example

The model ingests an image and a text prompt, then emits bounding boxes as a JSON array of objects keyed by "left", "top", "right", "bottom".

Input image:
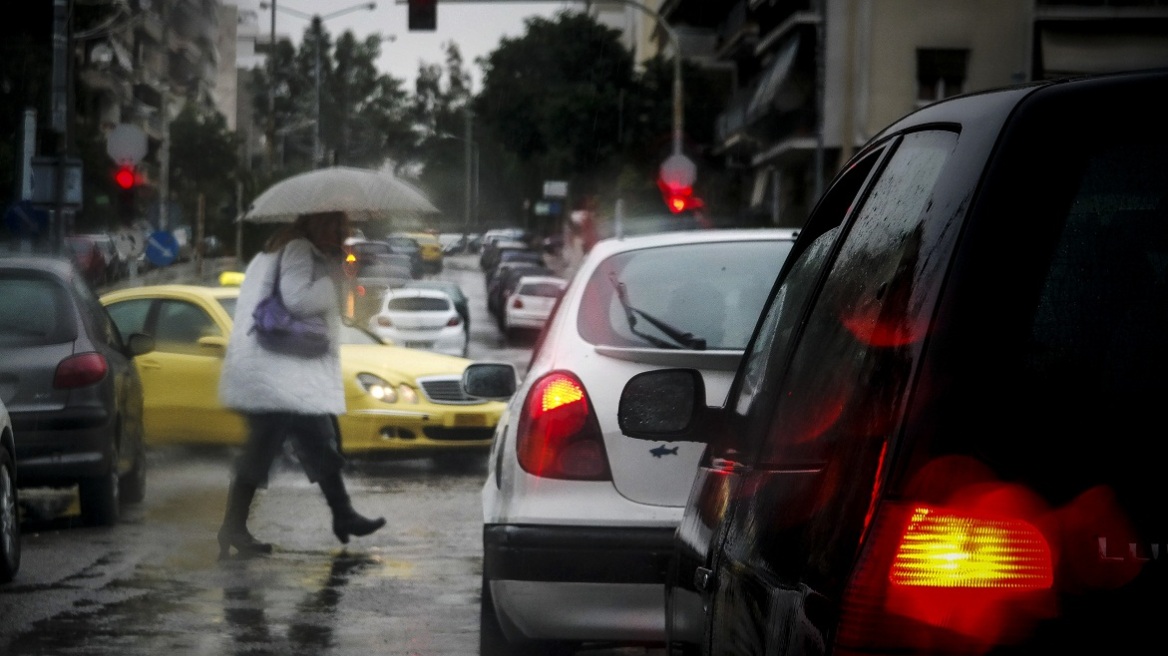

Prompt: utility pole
[{"left": 266, "top": 0, "right": 277, "bottom": 176}]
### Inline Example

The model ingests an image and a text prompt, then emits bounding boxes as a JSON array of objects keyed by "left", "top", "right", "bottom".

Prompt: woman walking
[{"left": 216, "top": 210, "right": 385, "bottom": 559}]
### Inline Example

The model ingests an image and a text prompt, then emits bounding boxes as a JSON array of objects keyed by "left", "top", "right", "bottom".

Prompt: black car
[
  {"left": 617, "top": 69, "right": 1168, "bottom": 654},
  {"left": 0, "top": 255, "right": 154, "bottom": 527},
  {"left": 0, "top": 398, "right": 19, "bottom": 583},
  {"left": 486, "top": 262, "right": 555, "bottom": 323}
]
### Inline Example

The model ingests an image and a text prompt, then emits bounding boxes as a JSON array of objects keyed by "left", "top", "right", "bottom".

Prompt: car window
[
  {"left": 756, "top": 130, "right": 959, "bottom": 468},
  {"left": 105, "top": 298, "right": 153, "bottom": 338},
  {"left": 153, "top": 300, "right": 221, "bottom": 355},
  {"left": 0, "top": 275, "right": 77, "bottom": 346},
  {"left": 578, "top": 238, "right": 794, "bottom": 351},
  {"left": 387, "top": 296, "right": 450, "bottom": 312},
  {"left": 217, "top": 297, "right": 238, "bottom": 319},
  {"left": 520, "top": 282, "right": 564, "bottom": 297}
]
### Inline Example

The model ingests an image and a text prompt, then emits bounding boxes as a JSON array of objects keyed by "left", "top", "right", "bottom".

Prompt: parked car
[
  {"left": 0, "top": 254, "right": 154, "bottom": 527},
  {"left": 501, "top": 274, "right": 567, "bottom": 340},
  {"left": 460, "top": 227, "right": 799, "bottom": 654},
  {"left": 0, "top": 397, "right": 19, "bottom": 584},
  {"left": 613, "top": 68, "right": 1168, "bottom": 655},
  {"left": 100, "top": 284, "right": 504, "bottom": 464},
  {"left": 368, "top": 287, "right": 468, "bottom": 358},
  {"left": 487, "top": 261, "right": 557, "bottom": 324},
  {"left": 384, "top": 235, "right": 425, "bottom": 279},
  {"left": 485, "top": 247, "right": 545, "bottom": 288},
  {"left": 479, "top": 237, "right": 531, "bottom": 272},
  {"left": 401, "top": 279, "right": 472, "bottom": 338}
]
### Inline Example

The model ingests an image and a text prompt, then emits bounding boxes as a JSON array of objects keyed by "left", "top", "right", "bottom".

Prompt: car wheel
[
  {"left": 119, "top": 441, "right": 147, "bottom": 504},
  {"left": 0, "top": 451, "right": 21, "bottom": 583},
  {"left": 79, "top": 464, "right": 120, "bottom": 527}
]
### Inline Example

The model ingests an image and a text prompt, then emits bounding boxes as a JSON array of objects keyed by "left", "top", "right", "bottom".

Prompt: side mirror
[
  {"left": 462, "top": 362, "right": 518, "bottom": 400},
  {"left": 126, "top": 333, "right": 155, "bottom": 357},
  {"left": 198, "top": 335, "right": 229, "bottom": 356},
  {"left": 618, "top": 368, "right": 708, "bottom": 442}
]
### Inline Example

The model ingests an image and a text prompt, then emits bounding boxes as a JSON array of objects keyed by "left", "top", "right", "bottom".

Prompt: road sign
[
  {"left": 107, "top": 123, "right": 148, "bottom": 165},
  {"left": 114, "top": 227, "right": 146, "bottom": 259},
  {"left": 3, "top": 200, "right": 49, "bottom": 238},
  {"left": 145, "top": 230, "right": 179, "bottom": 267}
]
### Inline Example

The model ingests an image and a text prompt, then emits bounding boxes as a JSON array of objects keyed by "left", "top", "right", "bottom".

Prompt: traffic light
[
  {"left": 408, "top": 0, "right": 437, "bottom": 31},
  {"left": 113, "top": 164, "right": 138, "bottom": 219},
  {"left": 658, "top": 177, "right": 704, "bottom": 214}
]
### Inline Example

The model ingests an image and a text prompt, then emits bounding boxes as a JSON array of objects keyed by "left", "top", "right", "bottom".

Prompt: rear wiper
[{"left": 609, "top": 272, "right": 706, "bottom": 350}]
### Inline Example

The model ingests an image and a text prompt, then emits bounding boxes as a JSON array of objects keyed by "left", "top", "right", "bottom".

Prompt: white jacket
[{"left": 218, "top": 238, "right": 346, "bottom": 415}]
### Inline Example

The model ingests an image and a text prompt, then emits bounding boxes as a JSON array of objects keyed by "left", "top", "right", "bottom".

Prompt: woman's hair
[{"left": 264, "top": 211, "right": 350, "bottom": 257}]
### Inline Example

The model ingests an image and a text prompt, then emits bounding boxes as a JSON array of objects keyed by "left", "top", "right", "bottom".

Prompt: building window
[{"left": 917, "top": 49, "right": 969, "bottom": 105}]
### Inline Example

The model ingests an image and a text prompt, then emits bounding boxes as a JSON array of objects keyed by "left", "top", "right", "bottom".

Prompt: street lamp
[{"left": 259, "top": 1, "right": 377, "bottom": 168}]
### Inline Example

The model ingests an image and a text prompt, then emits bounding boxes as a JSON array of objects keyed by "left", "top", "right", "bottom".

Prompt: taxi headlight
[
  {"left": 398, "top": 383, "right": 419, "bottom": 404},
  {"left": 357, "top": 373, "right": 397, "bottom": 402}
]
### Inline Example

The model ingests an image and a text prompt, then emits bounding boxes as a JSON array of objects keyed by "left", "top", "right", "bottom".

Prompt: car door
[
  {"left": 664, "top": 146, "right": 891, "bottom": 654},
  {"left": 706, "top": 129, "right": 966, "bottom": 654},
  {"left": 108, "top": 296, "right": 243, "bottom": 445}
]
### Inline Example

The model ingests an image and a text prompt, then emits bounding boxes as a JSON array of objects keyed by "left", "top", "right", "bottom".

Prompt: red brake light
[
  {"left": 837, "top": 501, "right": 1055, "bottom": 653},
  {"left": 54, "top": 353, "right": 108, "bottom": 388},
  {"left": 516, "top": 371, "right": 610, "bottom": 480},
  {"left": 890, "top": 507, "right": 1053, "bottom": 589},
  {"left": 376, "top": 316, "right": 393, "bottom": 327},
  {"left": 446, "top": 315, "right": 462, "bottom": 327},
  {"left": 512, "top": 297, "right": 524, "bottom": 309}
]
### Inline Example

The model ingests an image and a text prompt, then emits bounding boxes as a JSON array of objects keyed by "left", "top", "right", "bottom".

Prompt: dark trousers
[{"left": 233, "top": 412, "right": 346, "bottom": 488}]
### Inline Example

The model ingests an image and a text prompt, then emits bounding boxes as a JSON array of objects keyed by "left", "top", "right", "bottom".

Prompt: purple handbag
[{"left": 249, "top": 247, "right": 330, "bottom": 358}]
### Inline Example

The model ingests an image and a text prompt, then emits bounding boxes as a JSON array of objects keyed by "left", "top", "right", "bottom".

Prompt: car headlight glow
[
  {"left": 357, "top": 373, "right": 398, "bottom": 402},
  {"left": 397, "top": 383, "right": 419, "bottom": 404}
]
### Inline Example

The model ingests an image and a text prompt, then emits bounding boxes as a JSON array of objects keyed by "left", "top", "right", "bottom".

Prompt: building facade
[{"left": 657, "top": 0, "right": 1168, "bottom": 228}]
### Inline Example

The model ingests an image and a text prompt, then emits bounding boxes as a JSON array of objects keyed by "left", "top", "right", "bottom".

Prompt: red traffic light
[
  {"left": 658, "top": 178, "right": 703, "bottom": 214},
  {"left": 114, "top": 166, "right": 136, "bottom": 190}
]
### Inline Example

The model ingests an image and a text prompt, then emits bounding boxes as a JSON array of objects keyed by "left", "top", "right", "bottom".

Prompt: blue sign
[
  {"left": 3, "top": 201, "right": 49, "bottom": 238},
  {"left": 145, "top": 230, "right": 179, "bottom": 267}
]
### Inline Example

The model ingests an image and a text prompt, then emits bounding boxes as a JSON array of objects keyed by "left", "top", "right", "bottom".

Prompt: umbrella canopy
[{"left": 242, "top": 166, "right": 438, "bottom": 224}]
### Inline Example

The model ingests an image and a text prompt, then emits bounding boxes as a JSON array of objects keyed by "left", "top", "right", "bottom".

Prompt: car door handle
[{"left": 694, "top": 566, "right": 713, "bottom": 592}]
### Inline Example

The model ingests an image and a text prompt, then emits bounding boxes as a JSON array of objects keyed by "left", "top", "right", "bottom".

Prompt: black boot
[
  {"left": 319, "top": 472, "right": 386, "bottom": 544},
  {"left": 217, "top": 480, "right": 274, "bottom": 560}
]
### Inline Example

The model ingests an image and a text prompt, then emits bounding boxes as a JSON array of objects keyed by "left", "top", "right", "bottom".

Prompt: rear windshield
[
  {"left": 387, "top": 296, "right": 449, "bottom": 312},
  {"left": 520, "top": 282, "right": 564, "bottom": 298},
  {"left": 578, "top": 237, "right": 793, "bottom": 350},
  {"left": 0, "top": 274, "right": 77, "bottom": 346}
]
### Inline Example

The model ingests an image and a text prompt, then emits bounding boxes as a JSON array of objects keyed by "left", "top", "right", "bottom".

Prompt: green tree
[
  {"left": 250, "top": 25, "right": 411, "bottom": 175},
  {"left": 475, "top": 10, "right": 637, "bottom": 225},
  {"left": 168, "top": 103, "right": 240, "bottom": 249},
  {"left": 410, "top": 42, "right": 476, "bottom": 229}
]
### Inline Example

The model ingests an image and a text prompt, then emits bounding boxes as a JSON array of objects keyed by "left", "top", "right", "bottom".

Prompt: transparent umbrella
[{"left": 242, "top": 166, "right": 438, "bottom": 226}]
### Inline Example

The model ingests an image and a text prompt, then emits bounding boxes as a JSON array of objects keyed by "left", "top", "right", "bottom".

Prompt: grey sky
[{"left": 235, "top": 1, "right": 575, "bottom": 91}]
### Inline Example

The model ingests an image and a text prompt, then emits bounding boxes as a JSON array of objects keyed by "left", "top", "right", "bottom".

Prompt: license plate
[
  {"left": 405, "top": 341, "right": 433, "bottom": 349},
  {"left": 454, "top": 414, "right": 486, "bottom": 427}
]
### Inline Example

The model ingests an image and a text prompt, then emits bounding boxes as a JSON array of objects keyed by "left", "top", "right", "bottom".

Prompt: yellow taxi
[
  {"left": 397, "top": 231, "right": 444, "bottom": 274},
  {"left": 99, "top": 284, "right": 504, "bottom": 464}
]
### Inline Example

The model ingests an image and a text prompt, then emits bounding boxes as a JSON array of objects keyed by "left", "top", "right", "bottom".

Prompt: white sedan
[
  {"left": 501, "top": 274, "right": 567, "bottom": 340},
  {"left": 368, "top": 287, "right": 468, "bottom": 357}
]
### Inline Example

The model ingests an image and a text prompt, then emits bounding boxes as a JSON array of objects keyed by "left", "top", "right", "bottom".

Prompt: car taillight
[
  {"left": 515, "top": 371, "right": 610, "bottom": 480},
  {"left": 446, "top": 315, "right": 462, "bottom": 327},
  {"left": 511, "top": 297, "right": 524, "bottom": 309},
  {"left": 836, "top": 501, "right": 1055, "bottom": 653},
  {"left": 54, "top": 353, "right": 108, "bottom": 388},
  {"left": 375, "top": 316, "right": 393, "bottom": 327}
]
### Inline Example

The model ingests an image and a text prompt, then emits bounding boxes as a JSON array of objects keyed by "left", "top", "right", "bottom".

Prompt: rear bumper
[
  {"left": 484, "top": 524, "right": 674, "bottom": 642},
  {"left": 9, "top": 407, "right": 114, "bottom": 486}
]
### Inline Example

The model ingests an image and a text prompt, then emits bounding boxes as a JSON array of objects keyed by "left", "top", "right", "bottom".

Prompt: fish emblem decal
[{"left": 650, "top": 444, "right": 679, "bottom": 458}]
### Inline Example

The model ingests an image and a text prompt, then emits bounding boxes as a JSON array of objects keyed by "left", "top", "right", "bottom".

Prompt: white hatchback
[
  {"left": 464, "top": 228, "right": 800, "bottom": 654},
  {"left": 501, "top": 274, "right": 567, "bottom": 339},
  {"left": 367, "top": 287, "right": 468, "bottom": 357}
]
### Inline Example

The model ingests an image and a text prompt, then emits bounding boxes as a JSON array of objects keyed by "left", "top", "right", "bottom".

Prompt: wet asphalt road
[{"left": 0, "top": 254, "right": 665, "bottom": 656}]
